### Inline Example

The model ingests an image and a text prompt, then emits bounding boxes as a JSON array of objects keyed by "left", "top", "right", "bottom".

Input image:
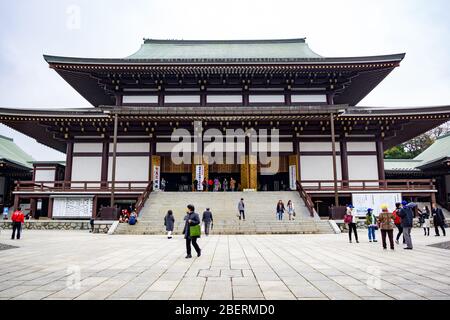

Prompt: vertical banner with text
[
  {"left": 289, "top": 165, "right": 297, "bottom": 191},
  {"left": 153, "top": 165, "right": 161, "bottom": 191},
  {"left": 195, "top": 165, "right": 205, "bottom": 191}
]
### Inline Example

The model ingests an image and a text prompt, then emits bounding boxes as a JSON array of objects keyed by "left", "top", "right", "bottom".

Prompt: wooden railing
[
  {"left": 300, "top": 179, "right": 435, "bottom": 192},
  {"left": 296, "top": 181, "right": 316, "bottom": 218},
  {"left": 135, "top": 182, "right": 153, "bottom": 216},
  {"left": 15, "top": 181, "right": 150, "bottom": 193}
]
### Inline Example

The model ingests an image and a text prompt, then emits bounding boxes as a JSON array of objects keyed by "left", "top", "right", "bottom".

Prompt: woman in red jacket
[{"left": 11, "top": 207, "right": 25, "bottom": 240}]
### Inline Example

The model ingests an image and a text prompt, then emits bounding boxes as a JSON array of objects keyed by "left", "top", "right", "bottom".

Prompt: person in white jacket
[
  {"left": 344, "top": 205, "right": 359, "bottom": 243},
  {"left": 287, "top": 200, "right": 295, "bottom": 220}
]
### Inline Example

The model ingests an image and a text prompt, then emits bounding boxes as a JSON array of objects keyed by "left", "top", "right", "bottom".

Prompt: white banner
[
  {"left": 153, "top": 165, "right": 161, "bottom": 191},
  {"left": 195, "top": 165, "right": 205, "bottom": 191},
  {"left": 289, "top": 165, "right": 297, "bottom": 191},
  {"left": 52, "top": 197, "right": 93, "bottom": 219},
  {"left": 352, "top": 193, "right": 402, "bottom": 217}
]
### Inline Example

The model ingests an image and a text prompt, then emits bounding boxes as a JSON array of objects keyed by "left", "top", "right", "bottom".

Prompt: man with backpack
[
  {"left": 11, "top": 207, "right": 25, "bottom": 240},
  {"left": 398, "top": 201, "right": 415, "bottom": 250}
]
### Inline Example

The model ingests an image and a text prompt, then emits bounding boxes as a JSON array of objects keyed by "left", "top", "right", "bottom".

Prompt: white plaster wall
[
  {"left": 300, "top": 156, "right": 342, "bottom": 183},
  {"left": 292, "top": 95, "right": 327, "bottom": 103},
  {"left": 207, "top": 95, "right": 242, "bottom": 103},
  {"left": 165, "top": 95, "right": 200, "bottom": 103},
  {"left": 73, "top": 143, "right": 103, "bottom": 153},
  {"left": 123, "top": 95, "right": 158, "bottom": 104},
  {"left": 300, "top": 142, "right": 340, "bottom": 152},
  {"left": 157, "top": 142, "right": 197, "bottom": 153},
  {"left": 346, "top": 142, "right": 377, "bottom": 152},
  {"left": 109, "top": 143, "right": 149, "bottom": 153},
  {"left": 348, "top": 155, "right": 379, "bottom": 185},
  {"left": 249, "top": 95, "right": 285, "bottom": 103},
  {"left": 71, "top": 157, "right": 102, "bottom": 181},
  {"left": 108, "top": 157, "right": 149, "bottom": 182},
  {"left": 34, "top": 169, "right": 56, "bottom": 182}
]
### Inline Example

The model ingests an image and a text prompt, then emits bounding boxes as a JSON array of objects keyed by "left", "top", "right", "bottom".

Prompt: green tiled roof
[
  {"left": 127, "top": 38, "right": 322, "bottom": 60},
  {"left": 0, "top": 135, "right": 34, "bottom": 169},
  {"left": 385, "top": 133, "right": 450, "bottom": 171}
]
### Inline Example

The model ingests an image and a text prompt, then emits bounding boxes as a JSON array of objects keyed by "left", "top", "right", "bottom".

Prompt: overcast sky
[{"left": 0, "top": 0, "right": 449, "bottom": 161}]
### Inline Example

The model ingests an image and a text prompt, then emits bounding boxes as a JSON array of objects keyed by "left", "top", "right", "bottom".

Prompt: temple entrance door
[
  {"left": 258, "top": 156, "right": 290, "bottom": 191},
  {"left": 209, "top": 164, "right": 240, "bottom": 191},
  {"left": 160, "top": 155, "right": 192, "bottom": 191}
]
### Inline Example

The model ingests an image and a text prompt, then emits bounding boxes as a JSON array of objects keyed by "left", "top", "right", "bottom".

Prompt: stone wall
[{"left": 0, "top": 220, "right": 113, "bottom": 234}]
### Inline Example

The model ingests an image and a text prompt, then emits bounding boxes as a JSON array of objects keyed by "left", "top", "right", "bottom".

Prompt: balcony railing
[
  {"left": 15, "top": 181, "right": 151, "bottom": 193},
  {"left": 300, "top": 179, "right": 435, "bottom": 192}
]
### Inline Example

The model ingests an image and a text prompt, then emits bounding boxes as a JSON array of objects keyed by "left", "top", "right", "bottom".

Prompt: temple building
[{"left": 0, "top": 38, "right": 449, "bottom": 219}]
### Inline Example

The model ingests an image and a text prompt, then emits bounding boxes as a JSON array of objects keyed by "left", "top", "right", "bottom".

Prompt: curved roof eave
[{"left": 43, "top": 53, "right": 406, "bottom": 66}]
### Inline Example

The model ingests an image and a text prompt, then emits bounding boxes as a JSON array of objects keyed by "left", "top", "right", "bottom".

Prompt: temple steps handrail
[
  {"left": 300, "top": 179, "right": 435, "bottom": 191},
  {"left": 15, "top": 181, "right": 150, "bottom": 192}
]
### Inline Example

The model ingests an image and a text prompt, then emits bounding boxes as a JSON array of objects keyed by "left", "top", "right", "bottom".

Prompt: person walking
[
  {"left": 276, "top": 200, "right": 285, "bottom": 221},
  {"left": 419, "top": 206, "right": 431, "bottom": 236},
  {"left": 202, "top": 178, "right": 208, "bottom": 192},
  {"left": 202, "top": 208, "right": 213, "bottom": 236},
  {"left": 365, "top": 208, "right": 378, "bottom": 243},
  {"left": 238, "top": 198, "right": 245, "bottom": 221},
  {"left": 208, "top": 178, "right": 213, "bottom": 192},
  {"left": 161, "top": 178, "right": 166, "bottom": 192},
  {"left": 230, "top": 178, "right": 236, "bottom": 192},
  {"left": 183, "top": 205, "right": 201, "bottom": 258},
  {"left": 432, "top": 203, "right": 447, "bottom": 237},
  {"left": 393, "top": 202, "right": 404, "bottom": 245},
  {"left": 3, "top": 207, "right": 9, "bottom": 220},
  {"left": 214, "top": 178, "right": 220, "bottom": 192},
  {"left": 193, "top": 179, "right": 199, "bottom": 192},
  {"left": 11, "top": 207, "right": 25, "bottom": 240},
  {"left": 164, "top": 210, "right": 175, "bottom": 239},
  {"left": 287, "top": 200, "right": 295, "bottom": 221},
  {"left": 398, "top": 201, "right": 415, "bottom": 250},
  {"left": 223, "top": 178, "right": 228, "bottom": 192},
  {"left": 344, "top": 205, "right": 359, "bottom": 243},
  {"left": 377, "top": 204, "right": 395, "bottom": 250}
]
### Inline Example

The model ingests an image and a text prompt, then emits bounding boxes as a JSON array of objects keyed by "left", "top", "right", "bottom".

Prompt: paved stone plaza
[{"left": 0, "top": 229, "right": 449, "bottom": 300}]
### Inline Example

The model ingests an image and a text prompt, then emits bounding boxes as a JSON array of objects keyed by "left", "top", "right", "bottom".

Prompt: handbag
[{"left": 189, "top": 224, "right": 201, "bottom": 237}]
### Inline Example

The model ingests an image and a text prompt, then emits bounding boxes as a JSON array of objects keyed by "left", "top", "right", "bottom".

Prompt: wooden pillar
[
  {"left": 330, "top": 113, "right": 339, "bottom": 207},
  {"left": 376, "top": 140, "right": 386, "bottom": 181},
  {"left": 48, "top": 197, "right": 54, "bottom": 219},
  {"left": 101, "top": 140, "right": 109, "bottom": 187},
  {"left": 340, "top": 139, "right": 349, "bottom": 188},
  {"left": 64, "top": 141, "right": 74, "bottom": 182},
  {"left": 292, "top": 137, "right": 300, "bottom": 183},
  {"left": 30, "top": 198, "right": 37, "bottom": 219},
  {"left": 92, "top": 196, "right": 98, "bottom": 219},
  {"left": 13, "top": 194, "right": 19, "bottom": 211},
  {"left": 248, "top": 155, "right": 258, "bottom": 190},
  {"left": 240, "top": 155, "right": 249, "bottom": 190}
]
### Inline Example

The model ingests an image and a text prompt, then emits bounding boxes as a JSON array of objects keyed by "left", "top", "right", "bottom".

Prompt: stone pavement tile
[
  {"left": 139, "top": 291, "right": 172, "bottom": 300},
  {"left": 380, "top": 289, "right": 425, "bottom": 300},
  {"left": 202, "top": 279, "right": 232, "bottom": 300},
  {"left": 0, "top": 280, "right": 24, "bottom": 291},
  {"left": 309, "top": 280, "right": 347, "bottom": 292},
  {"left": 106, "top": 284, "right": 149, "bottom": 299},
  {"left": 75, "top": 290, "right": 113, "bottom": 300},
  {"left": 198, "top": 269, "right": 221, "bottom": 278},
  {"left": 242, "top": 270, "right": 254, "bottom": 277},
  {"left": 234, "top": 297, "right": 266, "bottom": 300},
  {"left": 0, "top": 286, "right": 38, "bottom": 298},
  {"left": 330, "top": 276, "right": 364, "bottom": 286},
  {"left": 397, "top": 284, "right": 450, "bottom": 297},
  {"left": 414, "top": 279, "right": 450, "bottom": 291},
  {"left": 258, "top": 281, "right": 296, "bottom": 300},
  {"left": 300, "top": 272, "right": 330, "bottom": 282},
  {"left": 232, "top": 285, "right": 264, "bottom": 299},
  {"left": 158, "top": 272, "right": 186, "bottom": 281},
  {"left": 280, "top": 276, "right": 309, "bottom": 286},
  {"left": 232, "top": 277, "right": 258, "bottom": 286},
  {"left": 287, "top": 285, "right": 327, "bottom": 299},
  {"left": 220, "top": 269, "right": 243, "bottom": 278},
  {"left": 12, "top": 290, "right": 53, "bottom": 300},
  {"left": 36, "top": 281, "right": 69, "bottom": 291},
  {"left": 148, "top": 280, "right": 181, "bottom": 292},
  {"left": 361, "top": 296, "right": 394, "bottom": 300},
  {"left": 324, "top": 290, "right": 362, "bottom": 300},
  {"left": 428, "top": 296, "right": 450, "bottom": 300},
  {"left": 253, "top": 272, "right": 280, "bottom": 281},
  {"left": 170, "top": 278, "right": 206, "bottom": 300},
  {"left": 343, "top": 285, "right": 388, "bottom": 297}
]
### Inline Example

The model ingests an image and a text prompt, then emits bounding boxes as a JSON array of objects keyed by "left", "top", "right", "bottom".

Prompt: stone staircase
[{"left": 114, "top": 191, "right": 339, "bottom": 235}]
